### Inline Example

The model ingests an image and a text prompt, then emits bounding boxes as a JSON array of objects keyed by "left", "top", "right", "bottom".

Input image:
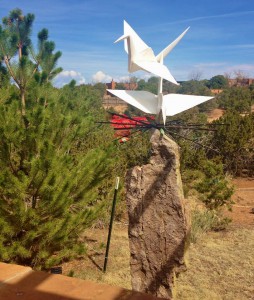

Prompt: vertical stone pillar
[{"left": 125, "top": 130, "right": 189, "bottom": 299}]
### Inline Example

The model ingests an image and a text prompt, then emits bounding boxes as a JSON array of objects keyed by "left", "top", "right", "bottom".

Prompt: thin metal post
[{"left": 103, "top": 177, "right": 120, "bottom": 273}]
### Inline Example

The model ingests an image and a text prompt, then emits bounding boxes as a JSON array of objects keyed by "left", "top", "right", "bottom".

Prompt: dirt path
[{"left": 223, "top": 178, "right": 254, "bottom": 227}]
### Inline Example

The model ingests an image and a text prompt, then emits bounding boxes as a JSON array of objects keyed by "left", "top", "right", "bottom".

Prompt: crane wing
[
  {"left": 163, "top": 94, "right": 214, "bottom": 116},
  {"left": 156, "top": 27, "right": 190, "bottom": 61},
  {"left": 107, "top": 90, "right": 158, "bottom": 114}
]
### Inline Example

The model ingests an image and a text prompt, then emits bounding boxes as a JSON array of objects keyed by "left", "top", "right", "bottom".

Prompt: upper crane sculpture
[
  {"left": 114, "top": 20, "right": 188, "bottom": 85},
  {"left": 108, "top": 20, "right": 213, "bottom": 124}
]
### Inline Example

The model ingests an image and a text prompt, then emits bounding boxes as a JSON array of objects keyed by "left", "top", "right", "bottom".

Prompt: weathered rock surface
[{"left": 125, "top": 130, "right": 190, "bottom": 299}]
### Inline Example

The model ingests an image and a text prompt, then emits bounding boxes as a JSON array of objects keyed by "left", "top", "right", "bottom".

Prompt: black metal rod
[
  {"left": 165, "top": 126, "right": 217, "bottom": 131},
  {"left": 113, "top": 126, "right": 148, "bottom": 130},
  {"left": 184, "top": 123, "right": 229, "bottom": 126},
  {"left": 103, "top": 177, "right": 120, "bottom": 273},
  {"left": 97, "top": 121, "right": 217, "bottom": 131},
  {"left": 165, "top": 129, "right": 219, "bottom": 153},
  {"left": 97, "top": 121, "right": 150, "bottom": 126}
]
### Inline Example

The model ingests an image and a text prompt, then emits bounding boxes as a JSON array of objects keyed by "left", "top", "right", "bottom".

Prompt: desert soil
[
  {"left": 223, "top": 178, "right": 254, "bottom": 227},
  {"left": 207, "top": 108, "right": 225, "bottom": 122}
]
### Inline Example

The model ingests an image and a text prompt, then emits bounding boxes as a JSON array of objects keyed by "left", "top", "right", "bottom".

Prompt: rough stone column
[{"left": 125, "top": 129, "right": 190, "bottom": 299}]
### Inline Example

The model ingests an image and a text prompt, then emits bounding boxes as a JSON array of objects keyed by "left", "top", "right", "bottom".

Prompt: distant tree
[
  {"left": 206, "top": 75, "right": 228, "bottom": 89},
  {"left": 210, "top": 111, "right": 254, "bottom": 175},
  {"left": 137, "top": 77, "right": 179, "bottom": 94},
  {"left": 93, "top": 82, "right": 106, "bottom": 97},
  {"left": 136, "top": 76, "right": 158, "bottom": 93},
  {"left": 224, "top": 72, "right": 232, "bottom": 80},
  {"left": 233, "top": 70, "right": 248, "bottom": 80},
  {"left": 177, "top": 80, "right": 211, "bottom": 96},
  {"left": 168, "top": 106, "right": 207, "bottom": 125},
  {"left": 188, "top": 70, "right": 203, "bottom": 81},
  {"left": 163, "top": 80, "right": 180, "bottom": 94},
  {"left": 115, "top": 82, "right": 126, "bottom": 89},
  {"left": 137, "top": 79, "right": 146, "bottom": 90},
  {"left": 145, "top": 76, "right": 158, "bottom": 94},
  {"left": 217, "top": 87, "right": 252, "bottom": 113},
  {"left": 129, "top": 76, "right": 138, "bottom": 83}
]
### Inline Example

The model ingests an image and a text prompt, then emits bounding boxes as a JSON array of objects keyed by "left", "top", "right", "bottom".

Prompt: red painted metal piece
[{"left": 110, "top": 115, "right": 154, "bottom": 142}]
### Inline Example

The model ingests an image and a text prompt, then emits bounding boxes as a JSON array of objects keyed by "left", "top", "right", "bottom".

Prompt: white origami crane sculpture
[
  {"left": 108, "top": 21, "right": 213, "bottom": 124},
  {"left": 114, "top": 20, "right": 189, "bottom": 85}
]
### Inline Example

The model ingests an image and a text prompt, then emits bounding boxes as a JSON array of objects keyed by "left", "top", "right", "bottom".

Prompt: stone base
[{"left": 125, "top": 130, "right": 189, "bottom": 299}]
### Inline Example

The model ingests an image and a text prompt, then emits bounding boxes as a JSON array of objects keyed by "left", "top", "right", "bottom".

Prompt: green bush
[
  {"left": 190, "top": 209, "right": 231, "bottom": 243},
  {"left": 194, "top": 161, "right": 234, "bottom": 210}
]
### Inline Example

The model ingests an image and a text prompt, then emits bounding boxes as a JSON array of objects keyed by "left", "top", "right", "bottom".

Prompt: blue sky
[{"left": 1, "top": 0, "right": 254, "bottom": 86}]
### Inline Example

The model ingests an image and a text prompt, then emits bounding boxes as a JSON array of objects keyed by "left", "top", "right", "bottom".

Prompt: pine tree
[
  {"left": 194, "top": 160, "right": 234, "bottom": 210},
  {"left": 0, "top": 81, "right": 120, "bottom": 269},
  {"left": 0, "top": 9, "right": 62, "bottom": 115},
  {"left": 217, "top": 87, "right": 252, "bottom": 113},
  {"left": 211, "top": 111, "right": 253, "bottom": 175},
  {"left": 0, "top": 9, "right": 121, "bottom": 269}
]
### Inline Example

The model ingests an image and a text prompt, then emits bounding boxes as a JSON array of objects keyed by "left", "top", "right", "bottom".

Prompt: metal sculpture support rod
[{"left": 103, "top": 177, "right": 120, "bottom": 273}]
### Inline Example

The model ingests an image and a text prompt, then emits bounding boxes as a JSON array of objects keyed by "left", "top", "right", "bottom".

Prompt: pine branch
[{"left": 0, "top": 43, "right": 20, "bottom": 86}]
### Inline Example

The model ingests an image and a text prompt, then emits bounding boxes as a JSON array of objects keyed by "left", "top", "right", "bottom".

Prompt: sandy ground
[
  {"left": 207, "top": 108, "right": 225, "bottom": 122},
  {"left": 223, "top": 178, "right": 254, "bottom": 227}
]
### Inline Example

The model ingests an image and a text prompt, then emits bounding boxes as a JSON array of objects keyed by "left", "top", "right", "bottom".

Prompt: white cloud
[
  {"left": 152, "top": 10, "right": 254, "bottom": 28},
  {"left": 91, "top": 71, "right": 155, "bottom": 84},
  {"left": 188, "top": 62, "right": 254, "bottom": 80},
  {"left": 115, "top": 75, "right": 130, "bottom": 83},
  {"left": 116, "top": 73, "right": 153, "bottom": 82},
  {"left": 53, "top": 70, "right": 86, "bottom": 87},
  {"left": 140, "top": 73, "right": 153, "bottom": 81},
  {"left": 194, "top": 62, "right": 227, "bottom": 68},
  {"left": 91, "top": 71, "right": 112, "bottom": 83}
]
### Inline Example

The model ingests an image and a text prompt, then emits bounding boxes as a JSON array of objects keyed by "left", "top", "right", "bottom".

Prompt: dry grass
[
  {"left": 61, "top": 223, "right": 131, "bottom": 289},
  {"left": 175, "top": 228, "right": 254, "bottom": 300},
  {"left": 62, "top": 223, "right": 254, "bottom": 300},
  {"left": 175, "top": 177, "right": 254, "bottom": 299}
]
